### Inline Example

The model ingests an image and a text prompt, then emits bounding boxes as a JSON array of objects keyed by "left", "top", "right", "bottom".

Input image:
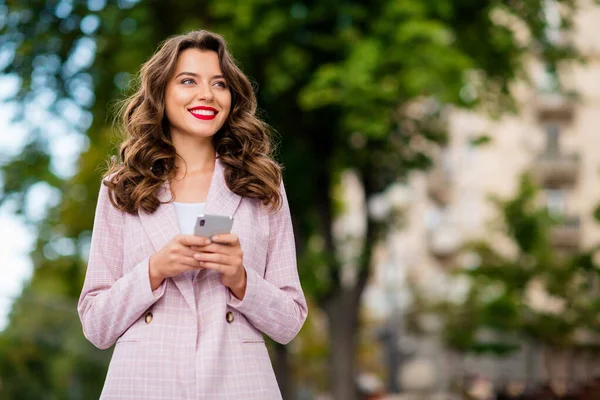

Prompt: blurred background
[{"left": 2, "top": 0, "right": 600, "bottom": 399}]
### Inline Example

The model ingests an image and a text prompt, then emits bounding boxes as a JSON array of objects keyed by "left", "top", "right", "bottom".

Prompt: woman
[{"left": 77, "top": 30, "right": 308, "bottom": 399}]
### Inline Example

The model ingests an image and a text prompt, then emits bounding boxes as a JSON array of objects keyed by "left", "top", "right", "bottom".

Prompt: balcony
[
  {"left": 535, "top": 93, "right": 575, "bottom": 122},
  {"left": 535, "top": 153, "right": 580, "bottom": 187},
  {"left": 550, "top": 216, "right": 581, "bottom": 250},
  {"left": 427, "top": 167, "right": 452, "bottom": 205}
]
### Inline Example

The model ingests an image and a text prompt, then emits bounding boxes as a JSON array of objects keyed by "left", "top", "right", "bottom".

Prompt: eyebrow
[{"left": 175, "top": 72, "right": 225, "bottom": 80}]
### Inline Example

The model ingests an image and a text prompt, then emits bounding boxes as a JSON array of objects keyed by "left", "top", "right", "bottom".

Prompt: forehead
[{"left": 173, "top": 48, "right": 222, "bottom": 75}]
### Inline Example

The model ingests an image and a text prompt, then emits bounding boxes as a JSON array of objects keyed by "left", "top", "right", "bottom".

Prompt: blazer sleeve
[
  {"left": 227, "top": 182, "right": 308, "bottom": 344},
  {"left": 77, "top": 181, "right": 167, "bottom": 349}
]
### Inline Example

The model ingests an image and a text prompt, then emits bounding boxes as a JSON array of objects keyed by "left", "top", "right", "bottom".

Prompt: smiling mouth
[{"left": 189, "top": 109, "right": 217, "bottom": 120}]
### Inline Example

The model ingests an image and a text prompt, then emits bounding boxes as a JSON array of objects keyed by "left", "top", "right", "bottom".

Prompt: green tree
[
  {"left": 424, "top": 175, "right": 600, "bottom": 386},
  {"left": 0, "top": 1, "right": 586, "bottom": 399}
]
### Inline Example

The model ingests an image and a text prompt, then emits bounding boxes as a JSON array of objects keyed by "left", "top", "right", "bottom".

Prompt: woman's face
[{"left": 164, "top": 48, "right": 232, "bottom": 141}]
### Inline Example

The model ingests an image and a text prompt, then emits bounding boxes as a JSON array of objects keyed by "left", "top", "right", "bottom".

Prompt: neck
[{"left": 172, "top": 135, "right": 216, "bottom": 177}]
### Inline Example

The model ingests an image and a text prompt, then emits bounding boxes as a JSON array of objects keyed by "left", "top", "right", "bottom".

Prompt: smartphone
[{"left": 194, "top": 214, "right": 234, "bottom": 238}]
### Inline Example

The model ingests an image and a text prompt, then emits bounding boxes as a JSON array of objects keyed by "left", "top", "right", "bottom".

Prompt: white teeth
[{"left": 190, "top": 110, "right": 216, "bottom": 116}]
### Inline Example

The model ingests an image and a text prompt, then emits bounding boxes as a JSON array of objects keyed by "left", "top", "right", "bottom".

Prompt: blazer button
[
  {"left": 144, "top": 312, "right": 153, "bottom": 324},
  {"left": 226, "top": 311, "right": 234, "bottom": 323}
]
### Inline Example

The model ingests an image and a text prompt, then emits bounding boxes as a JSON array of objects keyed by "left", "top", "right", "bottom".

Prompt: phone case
[{"left": 193, "top": 214, "right": 234, "bottom": 238}]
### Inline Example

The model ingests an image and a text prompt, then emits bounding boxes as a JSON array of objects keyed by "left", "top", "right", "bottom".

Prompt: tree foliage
[
  {"left": 0, "top": 0, "right": 588, "bottom": 398},
  {"left": 425, "top": 175, "right": 600, "bottom": 358}
]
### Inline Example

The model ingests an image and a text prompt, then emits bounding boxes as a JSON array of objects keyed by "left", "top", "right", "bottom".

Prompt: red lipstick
[{"left": 188, "top": 106, "right": 218, "bottom": 121}]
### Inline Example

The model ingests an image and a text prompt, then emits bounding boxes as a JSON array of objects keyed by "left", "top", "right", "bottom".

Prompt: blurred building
[{"left": 359, "top": 0, "right": 600, "bottom": 395}]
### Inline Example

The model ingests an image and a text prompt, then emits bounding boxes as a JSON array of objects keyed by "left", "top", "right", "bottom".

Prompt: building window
[
  {"left": 544, "top": 188, "right": 565, "bottom": 216},
  {"left": 545, "top": 123, "right": 560, "bottom": 155}
]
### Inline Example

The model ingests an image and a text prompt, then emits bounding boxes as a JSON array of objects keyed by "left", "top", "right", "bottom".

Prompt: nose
[{"left": 196, "top": 82, "right": 214, "bottom": 101}]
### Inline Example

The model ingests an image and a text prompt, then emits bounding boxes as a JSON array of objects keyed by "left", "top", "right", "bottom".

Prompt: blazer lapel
[
  {"left": 138, "top": 181, "right": 198, "bottom": 313},
  {"left": 137, "top": 156, "right": 241, "bottom": 313},
  {"left": 203, "top": 157, "right": 242, "bottom": 218}
]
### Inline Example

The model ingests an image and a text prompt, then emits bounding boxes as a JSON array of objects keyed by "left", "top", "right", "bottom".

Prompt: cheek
[
  {"left": 166, "top": 86, "right": 190, "bottom": 107},
  {"left": 221, "top": 103, "right": 231, "bottom": 119},
  {"left": 219, "top": 95, "right": 232, "bottom": 118},
  {"left": 165, "top": 90, "right": 189, "bottom": 119}
]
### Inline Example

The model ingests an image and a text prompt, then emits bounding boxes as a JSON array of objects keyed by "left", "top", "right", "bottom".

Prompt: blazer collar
[
  {"left": 138, "top": 156, "right": 242, "bottom": 312},
  {"left": 202, "top": 156, "right": 242, "bottom": 218}
]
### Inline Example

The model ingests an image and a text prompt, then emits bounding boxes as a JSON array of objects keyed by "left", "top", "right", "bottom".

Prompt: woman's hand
[
  {"left": 148, "top": 235, "right": 211, "bottom": 290},
  {"left": 192, "top": 234, "right": 247, "bottom": 300}
]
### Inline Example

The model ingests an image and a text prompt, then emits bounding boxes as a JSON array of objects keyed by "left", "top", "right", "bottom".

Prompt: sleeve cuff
[
  {"left": 133, "top": 257, "right": 167, "bottom": 302},
  {"left": 227, "top": 266, "right": 260, "bottom": 312}
]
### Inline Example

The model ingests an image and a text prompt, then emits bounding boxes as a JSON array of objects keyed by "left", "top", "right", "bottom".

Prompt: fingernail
[
  {"left": 194, "top": 253, "right": 200, "bottom": 260},
  {"left": 211, "top": 236, "right": 218, "bottom": 241},
  {"left": 204, "top": 239, "right": 211, "bottom": 245}
]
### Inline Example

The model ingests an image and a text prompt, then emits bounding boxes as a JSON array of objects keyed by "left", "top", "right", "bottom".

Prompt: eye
[
  {"left": 181, "top": 78, "right": 195, "bottom": 85},
  {"left": 214, "top": 81, "right": 227, "bottom": 88}
]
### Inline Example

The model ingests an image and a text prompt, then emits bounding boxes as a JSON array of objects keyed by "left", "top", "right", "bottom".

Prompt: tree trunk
[
  {"left": 324, "top": 288, "right": 361, "bottom": 400},
  {"left": 543, "top": 347, "right": 554, "bottom": 385},
  {"left": 272, "top": 343, "right": 293, "bottom": 400}
]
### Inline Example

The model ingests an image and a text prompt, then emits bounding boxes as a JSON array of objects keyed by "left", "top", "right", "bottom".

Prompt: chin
[
  {"left": 193, "top": 131, "right": 218, "bottom": 138},
  {"left": 187, "top": 126, "right": 219, "bottom": 137}
]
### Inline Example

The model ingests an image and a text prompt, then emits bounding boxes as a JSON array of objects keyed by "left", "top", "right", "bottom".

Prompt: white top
[{"left": 172, "top": 202, "right": 206, "bottom": 235}]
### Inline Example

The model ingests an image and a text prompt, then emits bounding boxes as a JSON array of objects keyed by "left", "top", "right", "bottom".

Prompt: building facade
[{"left": 360, "top": 0, "right": 600, "bottom": 394}]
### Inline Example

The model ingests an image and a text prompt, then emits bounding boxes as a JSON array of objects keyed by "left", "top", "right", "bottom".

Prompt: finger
[
  {"left": 210, "top": 233, "right": 239, "bottom": 246},
  {"left": 199, "top": 242, "right": 240, "bottom": 255},
  {"left": 195, "top": 261, "right": 223, "bottom": 273},
  {"left": 178, "top": 235, "right": 211, "bottom": 247},
  {"left": 176, "top": 246, "right": 197, "bottom": 258},
  {"left": 193, "top": 252, "right": 232, "bottom": 265},
  {"left": 178, "top": 256, "right": 204, "bottom": 270}
]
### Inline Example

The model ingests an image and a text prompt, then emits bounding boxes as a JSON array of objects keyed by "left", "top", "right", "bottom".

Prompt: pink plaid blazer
[{"left": 78, "top": 158, "right": 308, "bottom": 399}]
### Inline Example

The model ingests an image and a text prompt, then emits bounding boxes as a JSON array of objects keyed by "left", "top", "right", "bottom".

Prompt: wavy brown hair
[{"left": 104, "top": 30, "right": 282, "bottom": 214}]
